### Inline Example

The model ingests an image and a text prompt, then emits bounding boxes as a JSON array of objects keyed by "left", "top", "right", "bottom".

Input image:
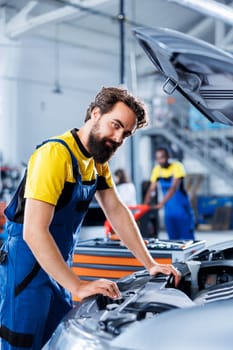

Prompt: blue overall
[
  {"left": 159, "top": 176, "right": 195, "bottom": 240},
  {"left": 0, "top": 139, "right": 97, "bottom": 349}
]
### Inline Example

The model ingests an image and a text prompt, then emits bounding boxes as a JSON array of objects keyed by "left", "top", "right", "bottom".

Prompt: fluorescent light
[{"left": 169, "top": 0, "right": 233, "bottom": 25}]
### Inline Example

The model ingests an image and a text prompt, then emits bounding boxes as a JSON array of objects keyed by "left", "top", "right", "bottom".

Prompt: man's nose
[{"left": 113, "top": 130, "right": 123, "bottom": 144}]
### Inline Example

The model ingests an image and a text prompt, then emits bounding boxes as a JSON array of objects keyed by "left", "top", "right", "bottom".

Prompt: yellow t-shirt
[
  {"left": 24, "top": 129, "right": 114, "bottom": 206},
  {"left": 150, "top": 161, "right": 186, "bottom": 183}
]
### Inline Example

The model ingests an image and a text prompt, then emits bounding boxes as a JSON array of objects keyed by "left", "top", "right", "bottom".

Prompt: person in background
[
  {"left": 0, "top": 87, "right": 180, "bottom": 350},
  {"left": 144, "top": 146, "right": 195, "bottom": 241},
  {"left": 114, "top": 168, "right": 137, "bottom": 206}
]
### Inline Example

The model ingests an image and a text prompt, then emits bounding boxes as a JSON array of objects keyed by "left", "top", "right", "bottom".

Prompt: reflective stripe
[{"left": 0, "top": 325, "right": 33, "bottom": 348}]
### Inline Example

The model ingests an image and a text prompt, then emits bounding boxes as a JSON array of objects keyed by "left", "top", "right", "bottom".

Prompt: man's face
[
  {"left": 87, "top": 102, "right": 137, "bottom": 163},
  {"left": 155, "top": 150, "right": 169, "bottom": 167}
]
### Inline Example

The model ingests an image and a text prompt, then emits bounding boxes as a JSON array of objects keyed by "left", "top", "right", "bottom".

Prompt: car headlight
[{"left": 43, "top": 318, "right": 123, "bottom": 350}]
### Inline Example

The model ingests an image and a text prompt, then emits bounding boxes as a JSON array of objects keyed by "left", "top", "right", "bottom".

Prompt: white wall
[
  {"left": 0, "top": 35, "right": 120, "bottom": 164},
  {"left": 184, "top": 156, "right": 233, "bottom": 195},
  {"left": 17, "top": 82, "right": 92, "bottom": 164},
  {"left": 0, "top": 79, "right": 18, "bottom": 165},
  {"left": 0, "top": 39, "right": 20, "bottom": 165}
]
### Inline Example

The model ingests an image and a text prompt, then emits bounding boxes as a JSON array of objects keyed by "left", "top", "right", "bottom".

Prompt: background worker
[
  {"left": 114, "top": 168, "right": 137, "bottom": 206},
  {"left": 0, "top": 87, "right": 180, "bottom": 350},
  {"left": 144, "top": 147, "right": 195, "bottom": 241}
]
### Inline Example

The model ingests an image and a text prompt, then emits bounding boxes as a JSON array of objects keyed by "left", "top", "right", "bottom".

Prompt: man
[
  {"left": 144, "top": 147, "right": 195, "bottom": 240},
  {"left": 0, "top": 87, "right": 180, "bottom": 350}
]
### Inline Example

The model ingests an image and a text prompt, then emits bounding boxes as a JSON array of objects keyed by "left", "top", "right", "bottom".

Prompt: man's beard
[
  {"left": 87, "top": 126, "right": 121, "bottom": 164},
  {"left": 160, "top": 162, "right": 170, "bottom": 168}
]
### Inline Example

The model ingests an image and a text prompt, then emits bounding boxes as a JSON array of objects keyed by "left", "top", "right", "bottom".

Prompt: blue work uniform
[
  {"left": 0, "top": 130, "right": 113, "bottom": 349},
  {"left": 151, "top": 162, "right": 195, "bottom": 240}
]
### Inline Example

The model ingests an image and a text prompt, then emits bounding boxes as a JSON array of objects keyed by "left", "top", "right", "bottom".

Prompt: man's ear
[{"left": 91, "top": 106, "right": 101, "bottom": 120}]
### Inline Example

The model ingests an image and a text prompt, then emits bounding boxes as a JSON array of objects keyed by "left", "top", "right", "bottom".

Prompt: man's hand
[
  {"left": 154, "top": 202, "right": 163, "bottom": 210},
  {"left": 149, "top": 264, "right": 181, "bottom": 287},
  {"left": 75, "top": 279, "right": 122, "bottom": 300}
]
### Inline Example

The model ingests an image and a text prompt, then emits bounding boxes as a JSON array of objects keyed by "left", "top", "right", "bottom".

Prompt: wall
[
  {"left": 0, "top": 38, "right": 19, "bottom": 165},
  {"left": 0, "top": 34, "right": 120, "bottom": 164},
  {"left": 184, "top": 156, "right": 233, "bottom": 196}
]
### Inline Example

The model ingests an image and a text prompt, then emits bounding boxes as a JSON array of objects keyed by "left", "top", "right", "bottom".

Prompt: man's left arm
[
  {"left": 156, "top": 178, "right": 181, "bottom": 209},
  {"left": 95, "top": 187, "right": 181, "bottom": 286}
]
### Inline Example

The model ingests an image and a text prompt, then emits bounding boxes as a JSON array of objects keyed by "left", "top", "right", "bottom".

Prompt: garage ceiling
[
  {"left": 1, "top": 0, "right": 233, "bottom": 93},
  {"left": 2, "top": 1, "right": 232, "bottom": 41}
]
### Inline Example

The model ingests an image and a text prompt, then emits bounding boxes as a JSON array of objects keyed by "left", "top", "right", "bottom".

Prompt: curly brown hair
[{"left": 85, "top": 86, "right": 148, "bottom": 129}]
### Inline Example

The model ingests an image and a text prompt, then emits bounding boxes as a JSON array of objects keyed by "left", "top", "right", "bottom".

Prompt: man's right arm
[
  {"left": 23, "top": 198, "right": 121, "bottom": 300},
  {"left": 143, "top": 181, "right": 157, "bottom": 205}
]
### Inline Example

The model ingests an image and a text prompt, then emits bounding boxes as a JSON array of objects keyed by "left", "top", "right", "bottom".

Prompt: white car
[{"left": 43, "top": 240, "right": 233, "bottom": 350}]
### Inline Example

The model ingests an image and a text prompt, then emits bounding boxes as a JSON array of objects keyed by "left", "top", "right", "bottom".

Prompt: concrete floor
[{"left": 79, "top": 226, "right": 233, "bottom": 248}]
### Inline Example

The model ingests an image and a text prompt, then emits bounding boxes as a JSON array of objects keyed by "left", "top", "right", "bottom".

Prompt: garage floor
[{"left": 79, "top": 226, "right": 233, "bottom": 246}]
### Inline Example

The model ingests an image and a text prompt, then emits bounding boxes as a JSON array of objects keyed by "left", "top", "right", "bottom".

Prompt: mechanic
[
  {"left": 0, "top": 87, "right": 180, "bottom": 350},
  {"left": 144, "top": 147, "right": 195, "bottom": 240}
]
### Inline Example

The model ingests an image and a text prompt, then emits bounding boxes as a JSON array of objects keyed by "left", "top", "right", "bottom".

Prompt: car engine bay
[{"left": 44, "top": 240, "right": 233, "bottom": 350}]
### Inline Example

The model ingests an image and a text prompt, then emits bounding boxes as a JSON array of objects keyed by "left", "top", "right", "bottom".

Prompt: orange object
[
  {"left": 71, "top": 237, "right": 205, "bottom": 303},
  {"left": 0, "top": 201, "right": 6, "bottom": 233},
  {"left": 72, "top": 252, "right": 172, "bottom": 303},
  {"left": 72, "top": 253, "right": 171, "bottom": 266}
]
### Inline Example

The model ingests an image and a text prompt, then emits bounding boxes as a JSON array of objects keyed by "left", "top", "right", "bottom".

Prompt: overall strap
[
  {"left": 13, "top": 139, "right": 80, "bottom": 297},
  {"left": 36, "top": 138, "right": 80, "bottom": 178},
  {"left": 14, "top": 262, "right": 40, "bottom": 297}
]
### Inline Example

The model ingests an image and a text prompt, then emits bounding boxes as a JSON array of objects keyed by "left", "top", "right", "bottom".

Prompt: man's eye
[{"left": 112, "top": 121, "right": 120, "bottom": 129}]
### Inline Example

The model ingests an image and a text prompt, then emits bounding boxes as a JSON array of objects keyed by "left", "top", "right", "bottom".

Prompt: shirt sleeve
[
  {"left": 95, "top": 162, "right": 114, "bottom": 190},
  {"left": 150, "top": 165, "right": 160, "bottom": 183},
  {"left": 173, "top": 162, "right": 186, "bottom": 178},
  {"left": 24, "top": 143, "right": 74, "bottom": 205}
]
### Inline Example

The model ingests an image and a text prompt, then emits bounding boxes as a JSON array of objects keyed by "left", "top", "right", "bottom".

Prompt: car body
[{"left": 43, "top": 239, "right": 233, "bottom": 350}]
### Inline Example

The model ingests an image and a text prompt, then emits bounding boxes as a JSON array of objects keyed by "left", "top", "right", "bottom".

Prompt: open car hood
[{"left": 133, "top": 27, "right": 233, "bottom": 126}]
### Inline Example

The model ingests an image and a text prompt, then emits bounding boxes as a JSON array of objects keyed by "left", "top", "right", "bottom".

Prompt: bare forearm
[
  {"left": 159, "top": 179, "right": 181, "bottom": 206},
  {"left": 144, "top": 191, "right": 152, "bottom": 205},
  {"left": 24, "top": 228, "right": 121, "bottom": 300},
  {"left": 160, "top": 186, "right": 176, "bottom": 205},
  {"left": 143, "top": 183, "right": 156, "bottom": 205},
  {"left": 23, "top": 198, "right": 121, "bottom": 300},
  {"left": 106, "top": 204, "right": 157, "bottom": 270},
  {"left": 24, "top": 227, "right": 81, "bottom": 295},
  {"left": 97, "top": 189, "right": 181, "bottom": 286}
]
